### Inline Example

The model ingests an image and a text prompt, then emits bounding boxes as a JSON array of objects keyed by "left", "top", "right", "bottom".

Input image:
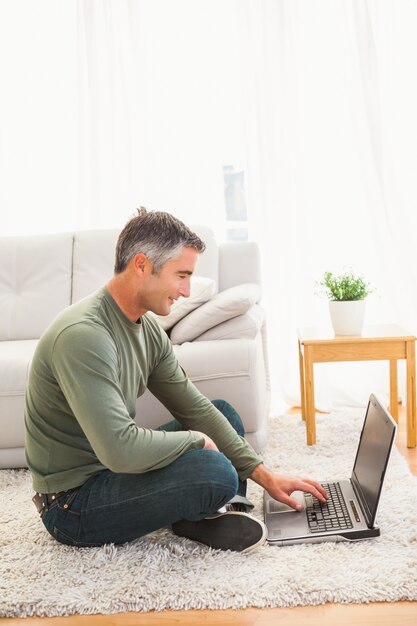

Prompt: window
[{"left": 222, "top": 165, "right": 248, "bottom": 241}]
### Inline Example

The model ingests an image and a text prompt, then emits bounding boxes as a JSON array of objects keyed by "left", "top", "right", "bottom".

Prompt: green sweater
[{"left": 25, "top": 287, "right": 262, "bottom": 493}]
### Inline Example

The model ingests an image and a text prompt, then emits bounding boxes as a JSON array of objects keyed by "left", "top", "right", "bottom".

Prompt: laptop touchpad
[{"left": 267, "top": 491, "right": 305, "bottom": 514}]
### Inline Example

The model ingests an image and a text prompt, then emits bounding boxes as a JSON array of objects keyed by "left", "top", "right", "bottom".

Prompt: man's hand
[
  {"left": 250, "top": 463, "right": 327, "bottom": 511},
  {"left": 195, "top": 431, "right": 219, "bottom": 451}
]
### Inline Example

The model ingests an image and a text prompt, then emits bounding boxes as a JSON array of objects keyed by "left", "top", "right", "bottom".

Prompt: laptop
[{"left": 264, "top": 393, "right": 397, "bottom": 546}]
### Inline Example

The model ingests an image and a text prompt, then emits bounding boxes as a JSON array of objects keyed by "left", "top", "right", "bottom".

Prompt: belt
[{"left": 32, "top": 487, "right": 80, "bottom": 518}]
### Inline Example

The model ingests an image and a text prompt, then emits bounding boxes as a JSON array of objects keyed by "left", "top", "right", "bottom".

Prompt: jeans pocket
[
  {"left": 53, "top": 525, "right": 78, "bottom": 546},
  {"left": 56, "top": 489, "right": 81, "bottom": 516},
  {"left": 53, "top": 525, "right": 103, "bottom": 548},
  {"left": 43, "top": 492, "right": 82, "bottom": 545}
]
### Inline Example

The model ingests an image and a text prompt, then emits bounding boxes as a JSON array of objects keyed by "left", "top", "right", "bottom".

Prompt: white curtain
[
  {"left": 0, "top": 0, "right": 244, "bottom": 235},
  {"left": 0, "top": 0, "right": 246, "bottom": 237},
  {"left": 76, "top": 0, "right": 248, "bottom": 234},
  {"left": 242, "top": 0, "right": 417, "bottom": 411},
  {"left": 1, "top": 1, "right": 416, "bottom": 410},
  {"left": 0, "top": 1, "right": 78, "bottom": 235}
]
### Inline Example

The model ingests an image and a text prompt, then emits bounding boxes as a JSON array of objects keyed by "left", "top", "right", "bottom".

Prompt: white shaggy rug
[{"left": 1, "top": 411, "right": 417, "bottom": 618}]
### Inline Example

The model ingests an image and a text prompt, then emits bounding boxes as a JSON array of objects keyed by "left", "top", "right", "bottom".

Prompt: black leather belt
[{"left": 32, "top": 487, "right": 80, "bottom": 518}]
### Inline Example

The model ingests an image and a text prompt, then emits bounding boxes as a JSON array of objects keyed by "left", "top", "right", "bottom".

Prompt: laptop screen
[{"left": 351, "top": 394, "right": 397, "bottom": 526}]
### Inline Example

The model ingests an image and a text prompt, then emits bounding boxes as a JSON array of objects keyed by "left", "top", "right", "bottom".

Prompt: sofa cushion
[
  {"left": 170, "top": 283, "right": 261, "bottom": 344},
  {"left": 0, "top": 234, "right": 73, "bottom": 340},
  {"left": 150, "top": 276, "right": 216, "bottom": 331},
  {"left": 194, "top": 304, "right": 264, "bottom": 342}
]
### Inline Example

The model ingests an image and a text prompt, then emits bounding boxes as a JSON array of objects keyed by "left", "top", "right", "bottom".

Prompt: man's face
[{"left": 139, "top": 246, "right": 198, "bottom": 316}]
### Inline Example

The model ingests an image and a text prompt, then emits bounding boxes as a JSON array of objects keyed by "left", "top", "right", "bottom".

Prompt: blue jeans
[{"left": 42, "top": 399, "right": 246, "bottom": 547}]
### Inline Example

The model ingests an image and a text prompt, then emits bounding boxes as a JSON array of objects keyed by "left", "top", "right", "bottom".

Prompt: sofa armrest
[
  {"left": 169, "top": 283, "right": 261, "bottom": 344},
  {"left": 219, "top": 241, "right": 261, "bottom": 291}
]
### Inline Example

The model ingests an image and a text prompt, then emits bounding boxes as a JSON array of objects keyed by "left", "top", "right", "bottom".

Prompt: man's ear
[{"left": 132, "top": 253, "right": 150, "bottom": 275}]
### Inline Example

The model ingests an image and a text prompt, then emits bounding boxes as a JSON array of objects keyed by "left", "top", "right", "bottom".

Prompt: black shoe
[{"left": 171, "top": 511, "right": 267, "bottom": 553}]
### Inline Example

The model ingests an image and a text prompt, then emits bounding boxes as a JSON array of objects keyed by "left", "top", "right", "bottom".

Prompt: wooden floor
[{"left": 2, "top": 406, "right": 416, "bottom": 626}]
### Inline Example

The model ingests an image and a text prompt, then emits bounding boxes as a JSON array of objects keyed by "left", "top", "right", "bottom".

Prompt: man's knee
[
  {"left": 199, "top": 449, "right": 238, "bottom": 494},
  {"left": 182, "top": 449, "right": 238, "bottom": 518},
  {"left": 211, "top": 399, "right": 245, "bottom": 438}
]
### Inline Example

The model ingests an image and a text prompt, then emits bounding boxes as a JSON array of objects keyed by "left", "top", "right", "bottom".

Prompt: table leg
[
  {"left": 304, "top": 345, "right": 316, "bottom": 445},
  {"left": 298, "top": 340, "right": 306, "bottom": 422},
  {"left": 389, "top": 359, "right": 399, "bottom": 423},
  {"left": 406, "top": 339, "right": 416, "bottom": 448}
]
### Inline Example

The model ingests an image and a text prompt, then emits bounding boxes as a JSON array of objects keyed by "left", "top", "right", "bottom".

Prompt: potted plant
[{"left": 319, "top": 270, "right": 373, "bottom": 335}]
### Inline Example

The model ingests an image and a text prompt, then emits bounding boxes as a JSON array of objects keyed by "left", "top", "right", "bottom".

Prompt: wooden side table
[{"left": 298, "top": 324, "right": 416, "bottom": 447}]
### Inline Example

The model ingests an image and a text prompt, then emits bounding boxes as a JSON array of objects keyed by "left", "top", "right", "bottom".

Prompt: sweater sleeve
[
  {"left": 51, "top": 323, "right": 205, "bottom": 474},
  {"left": 146, "top": 321, "right": 262, "bottom": 480}
]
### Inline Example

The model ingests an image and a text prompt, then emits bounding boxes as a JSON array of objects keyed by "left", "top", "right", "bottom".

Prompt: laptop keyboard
[{"left": 305, "top": 482, "right": 353, "bottom": 533}]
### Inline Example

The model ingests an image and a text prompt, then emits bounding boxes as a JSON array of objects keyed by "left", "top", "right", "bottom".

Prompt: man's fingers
[
  {"left": 260, "top": 472, "right": 328, "bottom": 511},
  {"left": 279, "top": 493, "right": 303, "bottom": 511},
  {"left": 299, "top": 478, "right": 328, "bottom": 501},
  {"left": 278, "top": 479, "right": 327, "bottom": 511}
]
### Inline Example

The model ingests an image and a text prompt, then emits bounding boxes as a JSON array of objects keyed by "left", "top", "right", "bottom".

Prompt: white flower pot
[{"left": 329, "top": 300, "right": 366, "bottom": 336}]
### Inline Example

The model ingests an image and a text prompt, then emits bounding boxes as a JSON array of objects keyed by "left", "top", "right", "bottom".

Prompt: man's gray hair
[{"left": 114, "top": 207, "right": 206, "bottom": 274}]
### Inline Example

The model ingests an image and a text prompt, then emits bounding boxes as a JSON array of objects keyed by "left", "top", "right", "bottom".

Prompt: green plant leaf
[{"left": 319, "top": 270, "right": 372, "bottom": 301}]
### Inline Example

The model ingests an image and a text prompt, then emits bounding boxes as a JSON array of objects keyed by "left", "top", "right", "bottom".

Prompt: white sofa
[{"left": 0, "top": 226, "right": 270, "bottom": 469}]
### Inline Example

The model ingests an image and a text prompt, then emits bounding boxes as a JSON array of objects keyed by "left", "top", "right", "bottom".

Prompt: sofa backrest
[
  {"left": 0, "top": 225, "right": 260, "bottom": 341},
  {"left": 0, "top": 233, "right": 73, "bottom": 341},
  {"left": 71, "top": 226, "right": 220, "bottom": 303},
  {"left": 72, "top": 230, "right": 119, "bottom": 303}
]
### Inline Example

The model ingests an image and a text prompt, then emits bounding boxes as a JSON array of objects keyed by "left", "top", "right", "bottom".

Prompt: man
[{"left": 25, "top": 208, "right": 327, "bottom": 553}]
